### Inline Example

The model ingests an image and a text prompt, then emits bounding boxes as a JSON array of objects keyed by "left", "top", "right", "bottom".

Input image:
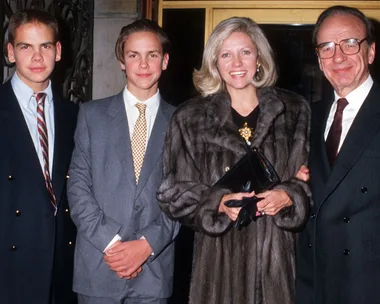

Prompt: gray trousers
[{"left": 78, "top": 290, "right": 167, "bottom": 304}]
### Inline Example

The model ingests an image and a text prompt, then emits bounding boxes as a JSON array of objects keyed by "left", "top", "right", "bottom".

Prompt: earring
[{"left": 254, "top": 62, "right": 262, "bottom": 81}]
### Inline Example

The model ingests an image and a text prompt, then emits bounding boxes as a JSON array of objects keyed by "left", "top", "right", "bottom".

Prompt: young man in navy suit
[
  {"left": 67, "top": 19, "right": 179, "bottom": 304},
  {"left": 0, "top": 9, "right": 78, "bottom": 304}
]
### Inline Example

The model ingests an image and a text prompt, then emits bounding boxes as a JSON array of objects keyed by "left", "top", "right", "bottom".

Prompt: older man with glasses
[{"left": 296, "top": 5, "right": 380, "bottom": 304}]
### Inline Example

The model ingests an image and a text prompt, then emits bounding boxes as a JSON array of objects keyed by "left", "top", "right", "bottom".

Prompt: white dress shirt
[
  {"left": 11, "top": 72, "right": 55, "bottom": 177},
  {"left": 124, "top": 87, "right": 160, "bottom": 145},
  {"left": 324, "top": 75, "right": 373, "bottom": 152},
  {"left": 104, "top": 86, "right": 161, "bottom": 253}
]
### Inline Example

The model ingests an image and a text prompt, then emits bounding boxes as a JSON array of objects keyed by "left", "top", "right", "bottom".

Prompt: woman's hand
[
  {"left": 219, "top": 191, "right": 255, "bottom": 221},
  {"left": 256, "top": 189, "right": 292, "bottom": 216}
]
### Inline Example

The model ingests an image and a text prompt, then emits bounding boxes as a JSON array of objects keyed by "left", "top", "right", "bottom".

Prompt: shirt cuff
[
  {"left": 140, "top": 236, "right": 154, "bottom": 256},
  {"left": 103, "top": 234, "right": 121, "bottom": 252}
]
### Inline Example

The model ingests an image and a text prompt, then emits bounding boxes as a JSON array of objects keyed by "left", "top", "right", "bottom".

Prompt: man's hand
[
  {"left": 296, "top": 165, "right": 310, "bottom": 182},
  {"left": 104, "top": 239, "right": 152, "bottom": 278},
  {"left": 116, "top": 266, "right": 142, "bottom": 280}
]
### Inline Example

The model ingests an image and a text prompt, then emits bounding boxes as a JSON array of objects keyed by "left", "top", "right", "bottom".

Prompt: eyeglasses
[{"left": 316, "top": 37, "right": 368, "bottom": 59}]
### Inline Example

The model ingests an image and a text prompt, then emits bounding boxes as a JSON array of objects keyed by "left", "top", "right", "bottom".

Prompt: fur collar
[{"left": 203, "top": 87, "right": 285, "bottom": 156}]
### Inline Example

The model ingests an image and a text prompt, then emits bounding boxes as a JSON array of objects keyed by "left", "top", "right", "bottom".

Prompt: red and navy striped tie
[{"left": 36, "top": 93, "right": 57, "bottom": 215}]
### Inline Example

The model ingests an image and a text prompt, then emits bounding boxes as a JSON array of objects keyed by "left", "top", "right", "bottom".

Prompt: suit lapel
[
  {"left": 51, "top": 94, "right": 75, "bottom": 208},
  {"left": 1, "top": 82, "right": 46, "bottom": 183},
  {"left": 321, "top": 82, "right": 380, "bottom": 203},
  {"left": 312, "top": 99, "right": 333, "bottom": 187},
  {"left": 108, "top": 92, "right": 137, "bottom": 195},
  {"left": 135, "top": 100, "right": 172, "bottom": 198}
]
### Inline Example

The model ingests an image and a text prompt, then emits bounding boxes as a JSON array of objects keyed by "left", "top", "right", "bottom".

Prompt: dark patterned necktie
[
  {"left": 325, "top": 98, "right": 349, "bottom": 166},
  {"left": 36, "top": 93, "right": 57, "bottom": 215}
]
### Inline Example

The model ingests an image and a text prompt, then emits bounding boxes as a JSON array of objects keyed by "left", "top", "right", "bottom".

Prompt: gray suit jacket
[{"left": 67, "top": 91, "right": 179, "bottom": 298}]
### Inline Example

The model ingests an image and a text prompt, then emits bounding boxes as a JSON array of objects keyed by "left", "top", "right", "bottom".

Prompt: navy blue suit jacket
[
  {"left": 296, "top": 81, "right": 380, "bottom": 304},
  {"left": 0, "top": 80, "right": 78, "bottom": 304}
]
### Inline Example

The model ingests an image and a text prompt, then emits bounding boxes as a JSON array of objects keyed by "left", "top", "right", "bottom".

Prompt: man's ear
[
  {"left": 119, "top": 60, "right": 126, "bottom": 72},
  {"left": 55, "top": 41, "right": 62, "bottom": 62},
  {"left": 162, "top": 53, "right": 169, "bottom": 70},
  {"left": 317, "top": 56, "right": 324, "bottom": 72},
  {"left": 368, "top": 42, "right": 376, "bottom": 65},
  {"left": 7, "top": 42, "right": 16, "bottom": 63}
]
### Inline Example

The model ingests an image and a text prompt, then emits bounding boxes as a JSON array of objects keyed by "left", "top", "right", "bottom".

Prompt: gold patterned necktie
[
  {"left": 36, "top": 93, "right": 57, "bottom": 215},
  {"left": 131, "top": 103, "right": 147, "bottom": 184}
]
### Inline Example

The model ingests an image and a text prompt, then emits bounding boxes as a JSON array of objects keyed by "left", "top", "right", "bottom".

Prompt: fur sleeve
[
  {"left": 157, "top": 107, "right": 232, "bottom": 236},
  {"left": 272, "top": 96, "right": 312, "bottom": 231}
]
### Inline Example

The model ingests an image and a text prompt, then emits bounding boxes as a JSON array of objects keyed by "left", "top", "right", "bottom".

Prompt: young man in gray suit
[{"left": 67, "top": 19, "right": 179, "bottom": 304}]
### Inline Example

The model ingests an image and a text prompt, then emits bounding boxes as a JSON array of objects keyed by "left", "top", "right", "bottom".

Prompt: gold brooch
[{"left": 239, "top": 122, "right": 253, "bottom": 143}]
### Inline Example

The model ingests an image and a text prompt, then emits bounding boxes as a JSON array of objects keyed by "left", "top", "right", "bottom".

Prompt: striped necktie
[
  {"left": 131, "top": 103, "right": 147, "bottom": 184},
  {"left": 36, "top": 93, "right": 57, "bottom": 215}
]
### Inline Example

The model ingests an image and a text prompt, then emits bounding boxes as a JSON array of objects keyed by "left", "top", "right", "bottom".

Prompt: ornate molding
[{"left": 55, "top": 0, "right": 93, "bottom": 102}]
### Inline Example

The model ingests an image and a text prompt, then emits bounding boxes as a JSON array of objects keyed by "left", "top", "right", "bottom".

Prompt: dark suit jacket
[
  {"left": 67, "top": 91, "right": 179, "bottom": 299},
  {"left": 296, "top": 81, "right": 380, "bottom": 304},
  {"left": 0, "top": 80, "right": 78, "bottom": 304}
]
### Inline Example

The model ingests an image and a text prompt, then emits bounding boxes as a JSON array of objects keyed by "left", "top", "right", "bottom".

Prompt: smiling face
[
  {"left": 217, "top": 31, "right": 258, "bottom": 94},
  {"left": 7, "top": 22, "right": 61, "bottom": 92},
  {"left": 119, "top": 31, "right": 169, "bottom": 101},
  {"left": 316, "top": 13, "right": 375, "bottom": 97}
]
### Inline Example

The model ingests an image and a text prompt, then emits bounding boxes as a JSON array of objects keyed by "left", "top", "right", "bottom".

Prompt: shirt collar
[
  {"left": 334, "top": 75, "right": 373, "bottom": 106},
  {"left": 11, "top": 71, "right": 54, "bottom": 107},
  {"left": 123, "top": 86, "right": 160, "bottom": 113}
]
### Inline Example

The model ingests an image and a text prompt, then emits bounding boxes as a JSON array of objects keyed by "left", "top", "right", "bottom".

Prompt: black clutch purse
[{"left": 215, "top": 147, "right": 280, "bottom": 229}]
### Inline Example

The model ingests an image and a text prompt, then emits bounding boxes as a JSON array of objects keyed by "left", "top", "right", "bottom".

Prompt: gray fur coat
[{"left": 157, "top": 87, "right": 311, "bottom": 304}]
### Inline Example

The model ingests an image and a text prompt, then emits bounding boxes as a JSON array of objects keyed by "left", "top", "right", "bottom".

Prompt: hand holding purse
[
  {"left": 224, "top": 196, "right": 264, "bottom": 230},
  {"left": 215, "top": 147, "right": 280, "bottom": 229}
]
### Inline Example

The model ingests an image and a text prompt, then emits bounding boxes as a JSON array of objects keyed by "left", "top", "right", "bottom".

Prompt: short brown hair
[
  {"left": 7, "top": 9, "right": 59, "bottom": 46},
  {"left": 115, "top": 19, "right": 171, "bottom": 64}
]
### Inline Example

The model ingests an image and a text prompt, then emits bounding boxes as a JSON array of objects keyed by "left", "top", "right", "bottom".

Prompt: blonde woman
[{"left": 158, "top": 17, "right": 311, "bottom": 304}]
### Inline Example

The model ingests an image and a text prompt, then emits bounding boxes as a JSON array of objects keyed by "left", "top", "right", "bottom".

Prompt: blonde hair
[{"left": 193, "top": 17, "right": 278, "bottom": 96}]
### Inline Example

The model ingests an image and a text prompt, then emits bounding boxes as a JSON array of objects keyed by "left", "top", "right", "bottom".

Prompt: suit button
[
  {"left": 66, "top": 175, "right": 70, "bottom": 179},
  {"left": 15, "top": 210, "right": 21, "bottom": 216},
  {"left": 8, "top": 175, "right": 14, "bottom": 181},
  {"left": 343, "top": 249, "right": 350, "bottom": 255},
  {"left": 310, "top": 213, "right": 316, "bottom": 219},
  {"left": 308, "top": 243, "right": 312, "bottom": 248},
  {"left": 361, "top": 187, "right": 368, "bottom": 194},
  {"left": 343, "top": 217, "right": 350, "bottom": 223},
  {"left": 65, "top": 208, "right": 69, "bottom": 213},
  {"left": 225, "top": 166, "right": 230, "bottom": 172},
  {"left": 11, "top": 245, "right": 17, "bottom": 251},
  {"left": 68, "top": 241, "right": 73, "bottom": 246}
]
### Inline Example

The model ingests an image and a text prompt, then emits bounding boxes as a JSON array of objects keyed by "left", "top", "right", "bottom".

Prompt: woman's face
[{"left": 217, "top": 31, "right": 258, "bottom": 93}]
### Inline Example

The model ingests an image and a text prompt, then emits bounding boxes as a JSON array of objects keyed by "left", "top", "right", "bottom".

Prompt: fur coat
[{"left": 157, "top": 87, "right": 311, "bottom": 304}]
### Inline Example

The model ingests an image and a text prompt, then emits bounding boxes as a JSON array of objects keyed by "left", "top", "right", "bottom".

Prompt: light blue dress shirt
[{"left": 11, "top": 72, "right": 55, "bottom": 177}]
